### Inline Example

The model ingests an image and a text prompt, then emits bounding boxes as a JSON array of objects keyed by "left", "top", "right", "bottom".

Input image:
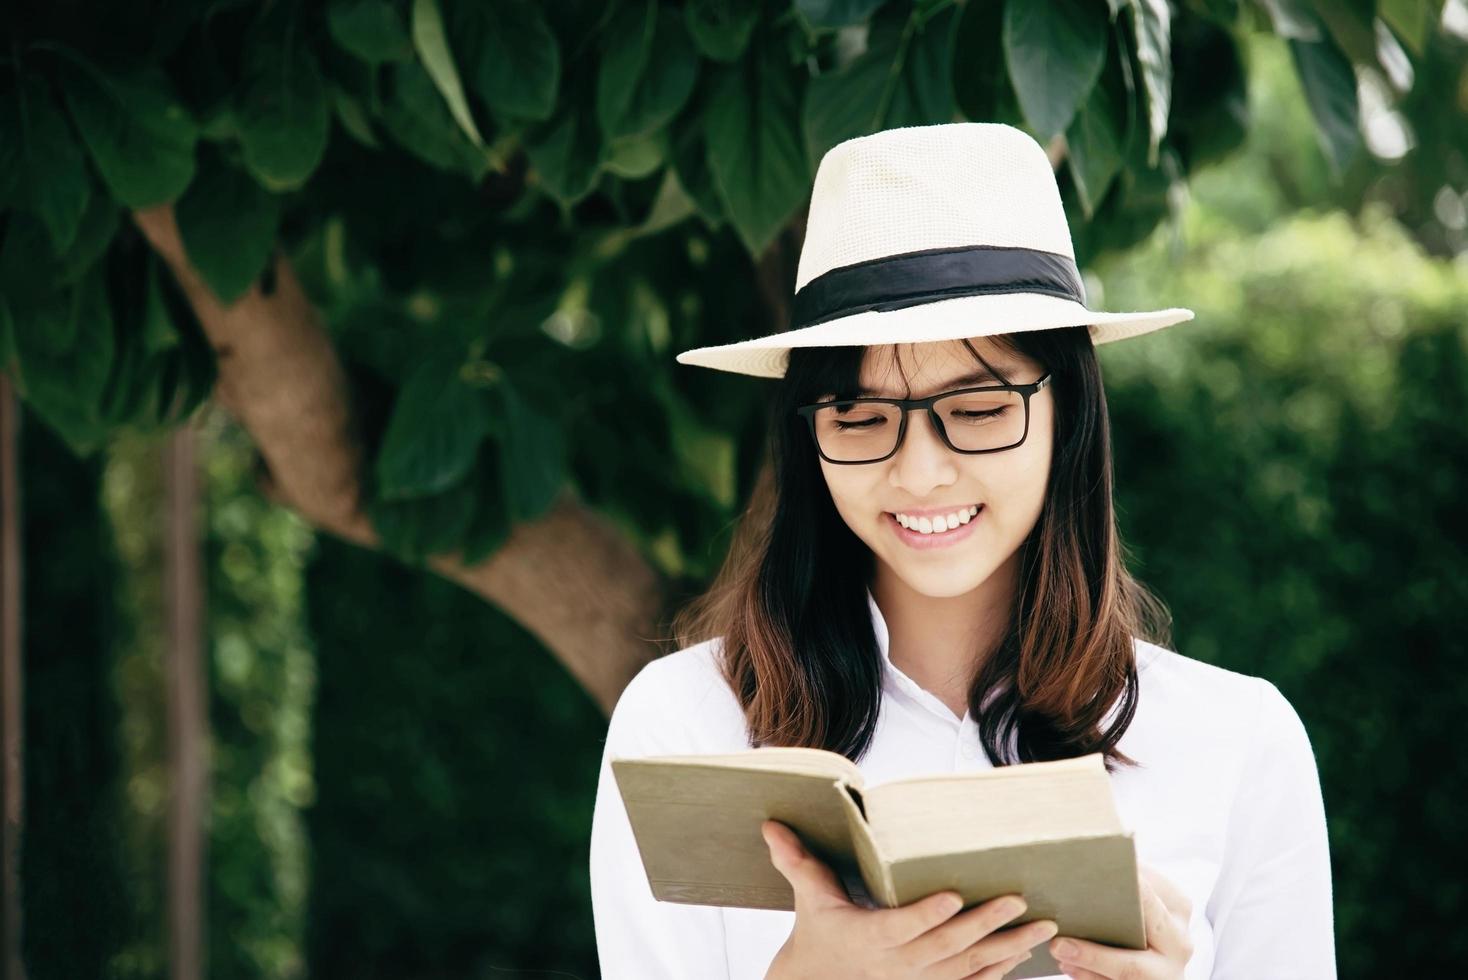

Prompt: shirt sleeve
[
  {"left": 590, "top": 659, "right": 732, "bottom": 980},
  {"left": 1206, "top": 677, "right": 1336, "bottom": 979}
]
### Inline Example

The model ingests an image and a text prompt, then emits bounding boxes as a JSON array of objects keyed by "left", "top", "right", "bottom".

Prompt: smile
[{"left": 886, "top": 505, "right": 983, "bottom": 549}]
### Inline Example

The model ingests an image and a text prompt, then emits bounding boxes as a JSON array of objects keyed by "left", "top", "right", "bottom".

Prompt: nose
[{"left": 888, "top": 409, "right": 958, "bottom": 496}]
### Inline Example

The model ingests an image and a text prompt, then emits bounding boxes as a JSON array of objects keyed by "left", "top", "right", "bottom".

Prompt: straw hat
[{"left": 675, "top": 122, "right": 1193, "bottom": 379}]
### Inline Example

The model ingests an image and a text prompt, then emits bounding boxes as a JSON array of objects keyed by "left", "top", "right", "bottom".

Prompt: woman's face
[{"left": 817, "top": 337, "right": 1054, "bottom": 600}]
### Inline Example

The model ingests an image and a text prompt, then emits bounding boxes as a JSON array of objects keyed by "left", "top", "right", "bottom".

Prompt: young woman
[{"left": 590, "top": 124, "right": 1334, "bottom": 980}]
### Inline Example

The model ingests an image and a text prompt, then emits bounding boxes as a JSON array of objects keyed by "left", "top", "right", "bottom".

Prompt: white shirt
[{"left": 591, "top": 588, "right": 1336, "bottom": 979}]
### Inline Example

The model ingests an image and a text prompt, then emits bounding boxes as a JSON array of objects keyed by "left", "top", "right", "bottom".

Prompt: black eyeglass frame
[{"left": 794, "top": 373, "right": 1053, "bottom": 465}]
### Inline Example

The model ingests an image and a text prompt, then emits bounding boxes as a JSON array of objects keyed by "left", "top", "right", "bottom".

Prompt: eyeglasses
[{"left": 794, "top": 374, "right": 1052, "bottom": 465}]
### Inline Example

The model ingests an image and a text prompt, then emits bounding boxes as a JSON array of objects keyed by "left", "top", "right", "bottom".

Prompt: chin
[
  {"left": 874, "top": 547, "right": 1000, "bottom": 599},
  {"left": 899, "top": 569, "right": 995, "bottom": 599}
]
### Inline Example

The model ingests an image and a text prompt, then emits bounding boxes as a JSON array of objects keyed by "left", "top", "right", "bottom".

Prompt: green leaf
[
  {"left": 597, "top": 1, "right": 700, "bottom": 140},
  {"left": 369, "top": 478, "right": 478, "bottom": 563},
  {"left": 0, "top": 297, "right": 13, "bottom": 371},
  {"left": 796, "top": 0, "right": 887, "bottom": 30},
  {"left": 1378, "top": 0, "right": 1434, "bottom": 58},
  {"left": 1003, "top": 0, "right": 1108, "bottom": 141},
  {"left": 175, "top": 152, "right": 282, "bottom": 303},
  {"left": 327, "top": 0, "right": 414, "bottom": 64},
  {"left": 1310, "top": 1, "right": 1379, "bottom": 67},
  {"left": 685, "top": 0, "right": 759, "bottom": 62},
  {"left": 236, "top": 8, "right": 331, "bottom": 191},
  {"left": 803, "top": 2, "right": 958, "bottom": 166},
  {"left": 669, "top": 105, "right": 725, "bottom": 228},
  {"left": 0, "top": 76, "right": 93, "bottom": 253},
  {"left": 375, "top": 355, "right": 494, "bottom": 499},
  {"left": 1254, "top": 0, "right": 1325, "bottom": 41},
  {"left": 53, "top": 191, "right": 119, "bottom": 285},
  {"left": 1127, "top": 0, "right": 1172, "bottom": 167},
  {"left": 1288, "top": 36, "right": 1360, "bottom": 178},
  {"left": 10, "top": 268, "right": 116, "bottom": 455},
  {"left": 411, "top": 0, "right": 485, "bottom": 146},
  {"left": 952, "top": 0, "right": 1024, "bottom": 126},
  {"left": 523, "top": 66, "right": 604, "bottom": 204},
  {"left": 884, "top": 3, "right": 958, "bottom": 126},
  {"left": 0, "top": 213, "right": 62, "bottom": 314},
  {"left": 1163, "top": 19, "right": 1247, "bottom": 172},
  {"left": 380, "top": 61, "right": 493, "bottom": 180},
  {"left": 605, "top": 130, "right": 668, "bottom": 179},
  {"left": 496, "top": 378, "right": 566, "bottom": 523},
  {"left": 141, "top": 257, "right": 180, "bottom": 354},
  {"left": 1065, "top": 58, "right": 1124, "bottom": 217},
  {"left": 456, "top": 0, "right": 561, "bottom": 122},
  {"left": 55, "top": 58, "right": 197, "bottom": 208},
  {"left": 328, "top": 81, "right": 382, "bottom": 148},
  {"left": 458, "top": 446, "right": 511, "bottom": 563},
  {"left": 705, "top": 39, "right": 810, "bottom": 256}
]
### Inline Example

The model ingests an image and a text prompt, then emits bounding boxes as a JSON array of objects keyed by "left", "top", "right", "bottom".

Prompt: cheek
[
  {"left": 820, "top": 468, "right": 871, "bottom": 523},
  {"left": 820, "top": 469, "right": 895, "bottom": 544}
]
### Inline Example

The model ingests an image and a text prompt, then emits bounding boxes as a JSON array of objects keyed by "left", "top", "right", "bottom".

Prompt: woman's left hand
[{"left": 1046, "top": 862, "right": 1194, "bottom": 979}]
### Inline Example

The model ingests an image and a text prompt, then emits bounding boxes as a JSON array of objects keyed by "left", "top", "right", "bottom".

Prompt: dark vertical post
[{"left": 0, "top": 375, "right": 25, "bottom": 980}]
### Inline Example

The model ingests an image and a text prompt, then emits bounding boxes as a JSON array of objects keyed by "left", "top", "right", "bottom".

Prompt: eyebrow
[{"left": 853, "top": 368, "right": 1011, "bottom": 399}]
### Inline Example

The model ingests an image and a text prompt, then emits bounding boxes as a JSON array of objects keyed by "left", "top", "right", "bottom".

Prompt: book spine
[{"left": 836, "top": 781, "right": 897, "bottom": 908}]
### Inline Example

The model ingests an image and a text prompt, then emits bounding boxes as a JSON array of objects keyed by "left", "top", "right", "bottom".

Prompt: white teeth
[{"left": 894, "top": 505, "right": 980, "bottom": 535}]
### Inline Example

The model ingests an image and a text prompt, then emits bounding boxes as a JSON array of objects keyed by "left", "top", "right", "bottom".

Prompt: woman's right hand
[{"left": 761, "top": 820, "right": 1059, "bottom": 980}]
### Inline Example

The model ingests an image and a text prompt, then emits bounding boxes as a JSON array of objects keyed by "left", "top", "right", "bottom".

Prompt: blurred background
[{"left": 1, "top": 0, "right": 1465, "bottom": 978}]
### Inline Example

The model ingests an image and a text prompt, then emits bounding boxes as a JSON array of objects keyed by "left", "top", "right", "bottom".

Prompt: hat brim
[{"left": 674, "top": 292, "right": 1195, "bottom": 378}]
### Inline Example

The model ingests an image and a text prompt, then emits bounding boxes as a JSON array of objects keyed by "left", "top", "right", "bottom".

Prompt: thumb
[{"left": 761, "top": 819, "right": 852, "bottom": 909}]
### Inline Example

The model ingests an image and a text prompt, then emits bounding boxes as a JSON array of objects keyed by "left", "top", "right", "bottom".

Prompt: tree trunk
[{"left": 131, "top": 205, "right": 674, "bottom": 716}]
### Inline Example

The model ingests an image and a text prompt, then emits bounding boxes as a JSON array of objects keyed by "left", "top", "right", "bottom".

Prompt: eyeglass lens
[{"left": 810, "top": 389, "right": 1027, "bottom": 462}]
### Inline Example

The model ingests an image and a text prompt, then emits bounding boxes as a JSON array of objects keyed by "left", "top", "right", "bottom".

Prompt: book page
[
  {"left": 861, "top": 754, "right": 1124, "bottom": 860},
  {"left": 621, "top": 745, "right": 865, "bottom": 788}
]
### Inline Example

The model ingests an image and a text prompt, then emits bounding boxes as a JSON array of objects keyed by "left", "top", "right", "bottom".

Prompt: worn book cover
[{"left": 611, "top": 749, "right": 1145, "bottom": 980}]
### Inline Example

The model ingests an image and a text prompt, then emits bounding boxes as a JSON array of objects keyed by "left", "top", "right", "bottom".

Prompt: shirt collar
[{"left": 864, "top": 585, "right": 1157, "bottom": 726}]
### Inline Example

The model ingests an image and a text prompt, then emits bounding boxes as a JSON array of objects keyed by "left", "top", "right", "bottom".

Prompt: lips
[{"left": 886, "top": 505, "right": 984, "bottom": 549}]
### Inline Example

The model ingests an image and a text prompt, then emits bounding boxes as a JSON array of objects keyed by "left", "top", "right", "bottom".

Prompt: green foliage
[
  {"left": 18, "top": 411, "right": 132, "bottom": 979},
  {"left": 0, "top": 74, "right": 92, "bottom": 253},
  {"left": 373, "top": 354, "right": 493, "bottom": 500},
  {"left": 803, "top": 0, "right": 959, "bottom": 165},
  {"left": 5, "top": 0, "right": 1459, "bottom": 577},
  {"left": 175, "top": 146, "right": 283, "bottom": 304},
  {"left": 236, "top": 3, "right": 331, "bottom": 191},
  {"left": 202, "top": 419, "right": 318, "bottom": 980},
  {"left": 53, "top": 56, "right": 198, "bottom": 208},
  {"left": 101, "top": 417, "right": 318, "bottom": 980},
  {"left": 1096, "top": 171, "right": 1468, "bottom": 975},
  {"left": 703, "top": 31, "right": 810, "bottom": 255},
  {"left": 301, "top": 534, "right": 606, "bottom": 979},
  {"left": 1003, "top": 0, "right": 1108, "bottom": 141},
  {"left": 5, "top": 3, "right": 1466, "bottom": 976},
  {"left": 450, "top": 0, "right": 561, "bottom": 122}
]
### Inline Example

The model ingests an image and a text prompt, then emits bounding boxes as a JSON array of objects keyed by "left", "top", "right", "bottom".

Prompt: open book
[{"left": 610, "top": 748, "right": 1145, "bottom": 980}]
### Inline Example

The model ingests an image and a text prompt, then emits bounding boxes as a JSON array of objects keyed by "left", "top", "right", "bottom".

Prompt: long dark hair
[{"left": 669, "top": 325, "right": 1172, "bottom": 773}]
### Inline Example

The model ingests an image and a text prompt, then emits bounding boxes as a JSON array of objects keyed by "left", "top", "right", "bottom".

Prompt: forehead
[{"left": 857, "top": 338, "right": 1022, "bottom": 395}]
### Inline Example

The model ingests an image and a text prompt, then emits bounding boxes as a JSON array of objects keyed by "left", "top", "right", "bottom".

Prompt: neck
[{"left": 870, "top": 551, "right": 1020, "bottom": 721}]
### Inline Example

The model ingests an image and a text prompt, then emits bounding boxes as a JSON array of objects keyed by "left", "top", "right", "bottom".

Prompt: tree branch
[{"left": 131, "top": 203, "right": 671, "bottom": 716}]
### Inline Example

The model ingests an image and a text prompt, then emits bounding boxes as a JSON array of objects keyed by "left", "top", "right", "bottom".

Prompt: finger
[
  {"left": 1139, "top": 863, "right": 1193, "bottom": 922},
  {"left": 1055, "top": 967, "right": 1109, "bottom": 980},
  {"left": 1137, "top": 873, "right": 1190, "bottom": 959},
  {"left": 960, "top": 948, "right": 1033, "bottom": 979},
  {"left": 905, "top": 894, "right": 1029, "bottom": 963},
  {"left": 1050, "top": 935, "right": 1157, "bottom": 979},
  {"left": 876, "top": 888, "right": 971, "bottom": 949},
  {"left": 760, "top": 820, "right": 852, "bottom": 911}
]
